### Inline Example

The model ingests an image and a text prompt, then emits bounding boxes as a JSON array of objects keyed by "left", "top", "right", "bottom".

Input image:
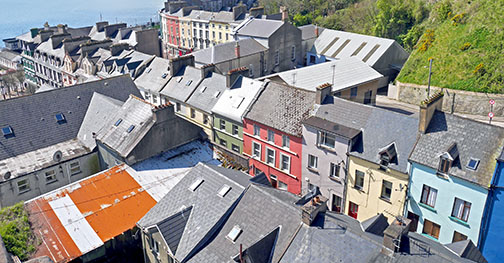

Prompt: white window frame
[
  {"left": 232, "top": 124, "right": 239, "bottom": 135},
  {"left": 318, "top": 131, "right": 336, "bottom": 148},
  {"left": 267, "top": 129, "right": 275, "bottom": 142},
  {"left": 45, "top": 169, "right": 57, "bottom": 183},
  {"left": 355, "top": 170, "right": 365, "bottom": 190},
  {"left": 308, "top": 154, "right": 318, "bottom": 169},
  {"left": 220, "top": 119, "right": 226, "bottom": 130},
  {"left": 274, "top": 50, "right": 279, "bottom": 65},
  {"left": 231, "top": 144, "right": 240, "bottom": 153},
  {"left": 381, "top": 180, "right": 393, "bottom": 200},
  {"left": 282, "top": 135, "right": 290, "bottom": 149},
  {"left": 329, "top": 162, "right": 340, "bottom": 178},
  {"left": 280, "top": 153, "right": 291, "bottom": 173},
  {"left": 253, "top": 124, "right": 260, "bottom": 136},
  {"left": 17, "top": 179, "right": 30, "bottom": 193},
  {"left": 291, "top": 45, "right": 296, "bottom": 60},
  {"left": 266, "top": 147, "right": 276, "bottom": 166},
  {"left": 69, "top": 161, "right": 81, "bottom": 175},
  {"left": 278, "top": 180, "right": 288, "bottom": 190},
  {"left": 252, "top": 141, "right": 261, "bottom": 159}
]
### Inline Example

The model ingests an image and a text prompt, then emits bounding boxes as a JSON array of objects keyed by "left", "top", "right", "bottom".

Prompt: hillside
[{"left": 397, "top": 0, "right": 504, "bottom": 93}]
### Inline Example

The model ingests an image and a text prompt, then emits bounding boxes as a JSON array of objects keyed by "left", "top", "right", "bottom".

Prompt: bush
[
  {"left": 0, "top": 202, "right": 37, "bottom": 261},
  {"left": 451, "top": 13, "right": 466, "bottom": 25},
  {"left": 460, "top": 42, "right": 471, "bottom": 51},
  {"left": 417, "top": 29, "right": 435, "bottom": 52},
  {"left": 473, "top": 63, "right": 485, "bottom": 75},
  {"left": 434, "top": 0, "right": 452, "bottom": 21}
]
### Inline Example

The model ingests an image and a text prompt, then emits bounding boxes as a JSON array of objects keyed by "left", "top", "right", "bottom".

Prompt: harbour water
[{"left": 0, "top": 0, "right": 163, "bottom": 46}]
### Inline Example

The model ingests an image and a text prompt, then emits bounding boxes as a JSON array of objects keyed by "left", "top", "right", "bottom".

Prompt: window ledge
[
  {"left": 307, "top": 167, "right": 319, "bottom": 174},
  {"left": 317, "top": 144, "right": 337, "bottom": 153},
  {"left": 70, "top": 171, "right": 82, "bottom": 176},
  {"left": 329, "top": 177, "right": 342, "bottom": 183},
  {"left": 418, "top": 202, "right": 437, "bottom": 213},
  {"left": 353, "top": 186, "right": 365, "bottom": 193},
  {"left": 421, "top": 233, "right": 438, "bottom": 241},
  {"left": 46, "top": 179, "right": 58, "bottom": 185},
  {"left": 449, "top": 216, "right": 470, "bottom": 228},
  {"left": 379, "top": 197, "right": 392, "bottom": 204},
  {"left": 18, "top": 189, "right": 31, "bottom": 195}
]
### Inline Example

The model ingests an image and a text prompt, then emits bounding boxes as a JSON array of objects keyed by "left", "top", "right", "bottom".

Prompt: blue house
[
  {"left": 479, "top": 149, "right": 504, "bottom": 262},
  {"left": 406, "top": 93, "right": 504, "bottom": 245}
]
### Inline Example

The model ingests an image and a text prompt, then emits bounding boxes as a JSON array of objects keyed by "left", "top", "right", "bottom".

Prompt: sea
[{"left": 0, "top": 0, "right": 163, "bottom": 47}]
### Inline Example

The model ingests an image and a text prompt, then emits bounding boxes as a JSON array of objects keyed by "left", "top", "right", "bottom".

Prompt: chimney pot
[
  {"left": 226, "top": 67, "right": 249, "bottom": 88},
  {"left": 315, "top": 83, "right": 332, "bottom": 104},
  {"left": 301, "top": 194, "right": 327, "bottom": 226},
  {"left": 280, "top": 6, "right": 289, "bottom": 22}
]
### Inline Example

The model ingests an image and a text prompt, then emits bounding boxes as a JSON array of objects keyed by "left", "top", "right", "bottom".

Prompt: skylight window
[
  {"left": 127, "top": 125, "right": 135, "bottom": 133},
  {"left": 200, "top": 86, "right": 207, "bottom": 93},
  {"left": 2, "top": 126, "right": 13, "bottom": 137},
  {"left": 467, "top": 158, "right": 480, "bottom": 171},
  {"left": 226, "top": 226, "right": 242, "bottom": 242},
  {"left": 217, "top": 185, "right": 231, "bottom": 197},
  {"left": 115, "top": 119, "right": 122, "bottom": 126},
  {"left": 55, "top": 113, "right": 66, "bottom": 122},
  {"left": 186, "top": 80, "right": 193, "bottom": 86},
  {"left": 189, "top": 178, "right": 204, "bottom": 191},
  {"left": 161, "top": 73, "right": 168, "bottom": 78},
  {"left": 214, "top": 91, "right": 221, "bottom": 98},
  {"left": 177, "top": 77, "right": 183, "bottom": 83}
]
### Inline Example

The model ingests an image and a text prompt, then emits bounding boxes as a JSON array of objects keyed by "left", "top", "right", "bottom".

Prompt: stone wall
[{"left": 395, "top": 81, "right": 504, "bottom": 116}]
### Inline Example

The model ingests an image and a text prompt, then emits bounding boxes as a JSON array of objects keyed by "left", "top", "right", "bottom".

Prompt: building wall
[
  {"left": 407, "top": 162, "right": 488, "bottom": 244},
  {"left": 266, "top": 23, "right": 302, "bottom": 74},
  {"left": 178, "top": 17, "right": 194, "bottom": 53},
  {"left": 97, "top": 141, "right": 124, "bottom": 169},
  {"left": 161, "top": 13, "right": 181, "bottom": 57},
  {"left": 196, "top": 51, "right": 265, "bottom": 78},
  {"left": 209, "top": 21, "right": 232, "bottom": 46},
  {"left": 345, "top": 156, "right": 408, "bottom": 223},
  {"left": 192, "top": 20, "right": 211, "bottom": 50},
  {"left": 213, "top": 114, "right": 244, "bottom": 154},
  {"left": 135, "top": 29, "right": 161, "bottom": 57},
  {"left": 0, "top": 152, "right": 100, "bottom": 208},
  {"left": 301, "top": 124, "right": 348, "bottom": 211},
  {"left": 142, "top": 229, "right": 174, "bottom": 263},
  {"left": 479, "top": 161, "right": 504, "bottom": 262},
  {"left": 243, "top": 118, "right": 302, "bottom": 195},
  {"left": 177, "top": 105, "right": 213, "bottom": 141},
  {"left": 335, "top": 79, "right": 381, "bottom": 105}
]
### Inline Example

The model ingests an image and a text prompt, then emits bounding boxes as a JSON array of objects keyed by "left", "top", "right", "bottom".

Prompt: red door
[{"left": 348, "top": 202, "right": 358, "bottom": 219}]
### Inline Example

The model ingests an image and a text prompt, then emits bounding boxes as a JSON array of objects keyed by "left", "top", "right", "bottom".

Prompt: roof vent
[
  {"left": 217, "top": 185, "right": 231, "bottom": 197},
  {"left": 227, "top": 225, "right": 242, "bottom": 242},
  {"left": 4, "top": 172, "right": 11, "bottom": 180},
  {"left": 189, "top": 178, "right": 204, "bottom": 191},
  {"left": 53, "top": 150, "right": 63, "bottom": 162}
]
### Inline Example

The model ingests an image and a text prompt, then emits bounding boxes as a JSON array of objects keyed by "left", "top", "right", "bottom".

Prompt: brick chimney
[
  {"left": 381, "top": 217, "right": 411, "bottom": 257},
  {"left": 280, "top": 6, "right": 288, "bottom": 22},
  {"left": 315, "top": 83, "right": 332, "bottom": 104},
  {"left": 226, "top": 67, "right": 249, "bottom": 88},
  {"left": 169, "top": 54, "right": 195, "bottom": 76},
  {"left": 235, "top": 41, "right": 240, "bottom": 58},
  {"left": 418, "top": 92, "right": 444, "bottom": 134},
  {"left": 249, "top": 7, "right": 265, "bottom": 18},
  {"left": 315, "top": 25, "right": 319, "bottom": 37},
  {"left": 57, "top": 24, "right": 68, "bottom": 34},
  {"left": 301, "top": 194, "right": 327, "bottom": 226},
  {"left": 201, "top": 63, "right": 215, "bottom": 78}
]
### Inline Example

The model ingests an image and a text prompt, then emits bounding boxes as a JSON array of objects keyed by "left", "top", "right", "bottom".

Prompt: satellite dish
[
  {"left": 53, "top": 150, "right": 63, "bottom": 162},
  {"left": 4, "top": 172, "right": 11, "bottom": 180}
]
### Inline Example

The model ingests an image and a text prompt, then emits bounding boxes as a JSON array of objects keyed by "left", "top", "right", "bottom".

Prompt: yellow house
[
  {"left": 344, "top": 109, "right": 418, "bottom": 224},
  {"left": 209, "top": 20, "right": 233, "bottom": 46}
]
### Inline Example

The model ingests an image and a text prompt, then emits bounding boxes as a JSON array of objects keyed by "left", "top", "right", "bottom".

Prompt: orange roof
[{"left": 27, "top": 165, "right": 157, "bottom": 263}]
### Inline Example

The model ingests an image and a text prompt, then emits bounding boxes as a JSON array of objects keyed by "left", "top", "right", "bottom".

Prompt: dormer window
[
  {"left": 438, "top": 143, "right": 458, "bottom": 175},
  {"left": 438, "top": 157, "right": 451, "bottom": 174},
  {"left": 379, "top": 143, "right": 397, "bottom": 170}
]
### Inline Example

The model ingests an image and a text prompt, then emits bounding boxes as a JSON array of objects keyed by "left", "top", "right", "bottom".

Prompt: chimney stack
[
  {"left": 169, "top": 54, "right": 195, "bottom": 76},
  {"left": 418, "top": 92, "right": 444, "bottom": 134},
  {"left": 104, "top": 23, "right": 127, "bottom": 38},
  {"left": 57, "top": 24, "right": 67, "bottom": 34},
  {"left": 226, "top": 67, "right": 249, "bottom": 88},
  {"left": 315, "top": 25, "right": 319, "bottom": 37},
  {"left": 235, "top": 41, "right": 240, "bottom": 58},
  {"left": 280, "top": 6, "right": 288, "bottom": 22},
  {"left": 200, "top": 63, "right": 215, "bottom": 78},
  {"left": 30, "top": 28, "right": 39, "bottom": 38},
  {"left": 315, "top": 83, "right": 332, "bottom": 104},
  {"left": 110, "top": 43, "right": 130, "bottom": 56},
  {"left": 232, "top": 4, "right": 247, "bottom": 20},
  {"left": 301, "top": 194, "right": 327, "bottom": 226},
  {"left": 95, "top": 21, "right": 109, "bottom": 32},
  {"left": 381, "top": 217, "right": 411, "bottom": 257},
  {"left": 249, "top": 6, "right": 265, "bottom": 18}
]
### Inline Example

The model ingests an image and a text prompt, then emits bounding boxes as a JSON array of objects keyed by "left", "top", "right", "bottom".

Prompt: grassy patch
[
  {"left": 397, "top": 0, "right": 504, "bottom": 93},
  {"left": 0, "top": 202, "right": 37, "bottom": 261}
]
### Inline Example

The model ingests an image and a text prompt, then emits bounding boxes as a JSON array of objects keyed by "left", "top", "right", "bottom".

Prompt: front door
[
  {"left": 348, "top": 202, "right": 358, "bottom": 219},
  {"left": 364, "top": 90, "right": 372, "bottom": 105},
  {"left": 407, "top": 211, "right": 420, "bottom": 232}
]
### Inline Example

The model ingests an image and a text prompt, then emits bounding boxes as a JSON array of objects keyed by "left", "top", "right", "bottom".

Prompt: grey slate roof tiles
[
  {"left": 409, "top": 111, "right": 504, "bottom": 187},
  {"left": 192, "top": 38, "right": 266, "bottom": 65},
  {"left": 0, "top": 75, "right": 140, "bottom": 161},
  {"left": 235, "top": 19, "right": 284, "bottom": 38},
  {"left": 133, "top": 57, "right": 171, "bottom": 93},
  {"left": 246, "top": 82, "right": 316, "bottom": 136},
  {"left": 185, "top": 72, "right": 227, "bottom": 113},
  {"left": 157, "top": 206, "right": 193, "bottom": 255},
  {"left": 160, "top": 66, "right": 202, "bottom": 102}
]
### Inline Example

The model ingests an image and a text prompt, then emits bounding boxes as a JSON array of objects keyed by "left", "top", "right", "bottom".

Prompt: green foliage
[
  {"left": 417, "top": 29, "right": 435, "bottom": 52},
  {"left": 398, "top": 0, "right": 504, "bottom": 93},
  {"left": 0, "top": 202, "right": 37, "bottom": 261},
  {"left": 433, "top": 0, "right": 453, "bottom": 21},
  {"left": 293, "top": 13, "right": 314, "bottom": 26}
]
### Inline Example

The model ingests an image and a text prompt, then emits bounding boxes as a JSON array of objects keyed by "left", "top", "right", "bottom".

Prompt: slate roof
[
  {"left": 349, "top": 103, "right": 418, "bottom": 174},
  {"left": 134, "top": 57, "right": 171, "bottom": 93},
  {"left": 0, "top": 49, "right": 22, "bottom": 61},
  {"left": 95, "top": 95, "right": 155, "bottom": 158},
  {"left": 298, "top": 24, "right": 324, "bottom": 41},
  {"left": 187, "top": 184, "right": 302, "bottom": 263},
  {"left": 409, "top": 111, "right": 504, "bottom": 187},
  {"left": 76, "top": 92, "right": 123, "bottom": 150},
  {"left": 185, "top": 72, "right": 227, "bottom": 113},
  {"left": 160, "top": 66, "right": 202, "bottom": 102},
  {"left": 263, "top": 58, "right": 383, "bottom": 92},
  {"left": 311, "top": 28, "right": 408, "bottom": 67},
  {"left": 246, "top": 82, "right": 316, "bottom": 136},
  {"left": 0, "top": 75, "right": 140, "bottom": 162},
  {"left": 282, "top": 212, "right": 478, "bottom": 263},
  {"left": 192, "top": 38, "right": 266, "bottom": 65},
  {"left": 157, "top": 206, "right": 193, "bottom": 256},
  {"left": 211, "top": 76, "right": 265, "bottom": 123},
  {"left": 235, "top": 19, "right": 284, "bottom": 38},
  {"left": 137, "top": 163, "right": 250, "bottom": 262}
]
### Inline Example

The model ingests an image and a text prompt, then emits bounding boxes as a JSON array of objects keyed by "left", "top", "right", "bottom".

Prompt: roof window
[
  {"left": 226, "top": 225, "right": 242, "bottom": 242},
  {"left": 55, "top": 113, "right": 66, "bottom": 123},
  {"left": 115, "top": 119, "right": 122, "bottom": 126},
  {"left": 127, "top": 125, "right": 135, "bottom": 133},
  {"left": 217, "top": 185, "right": 231, "bottom": 197},
  {"left": 177, "top": 77, "right": 183, "bottom": 83},
  {"left": 214, "top": 91, "right": 221, "bottom": 98},
  {"left": 186, "top": 80, "right": 193, "bottom": 86},
  {"left": 467, "top": 158, "right": 480, "bottom": 171},
  {"left": 189, "top": 178, "right": 204, "bottom": 191},
  {"left": 2, "top": 126, "right": 14, "bottom": 137},
  {"left": 200, "top": 86, "right": 207, "bottom": 93},
  {"left": 161, "top": 73, "right": 168, "bottom": 78}
]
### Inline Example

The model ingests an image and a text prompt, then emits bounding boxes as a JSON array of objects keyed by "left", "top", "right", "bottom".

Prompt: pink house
[{"left": 243, "top": 82, "right": 316, "bottom": 195}]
